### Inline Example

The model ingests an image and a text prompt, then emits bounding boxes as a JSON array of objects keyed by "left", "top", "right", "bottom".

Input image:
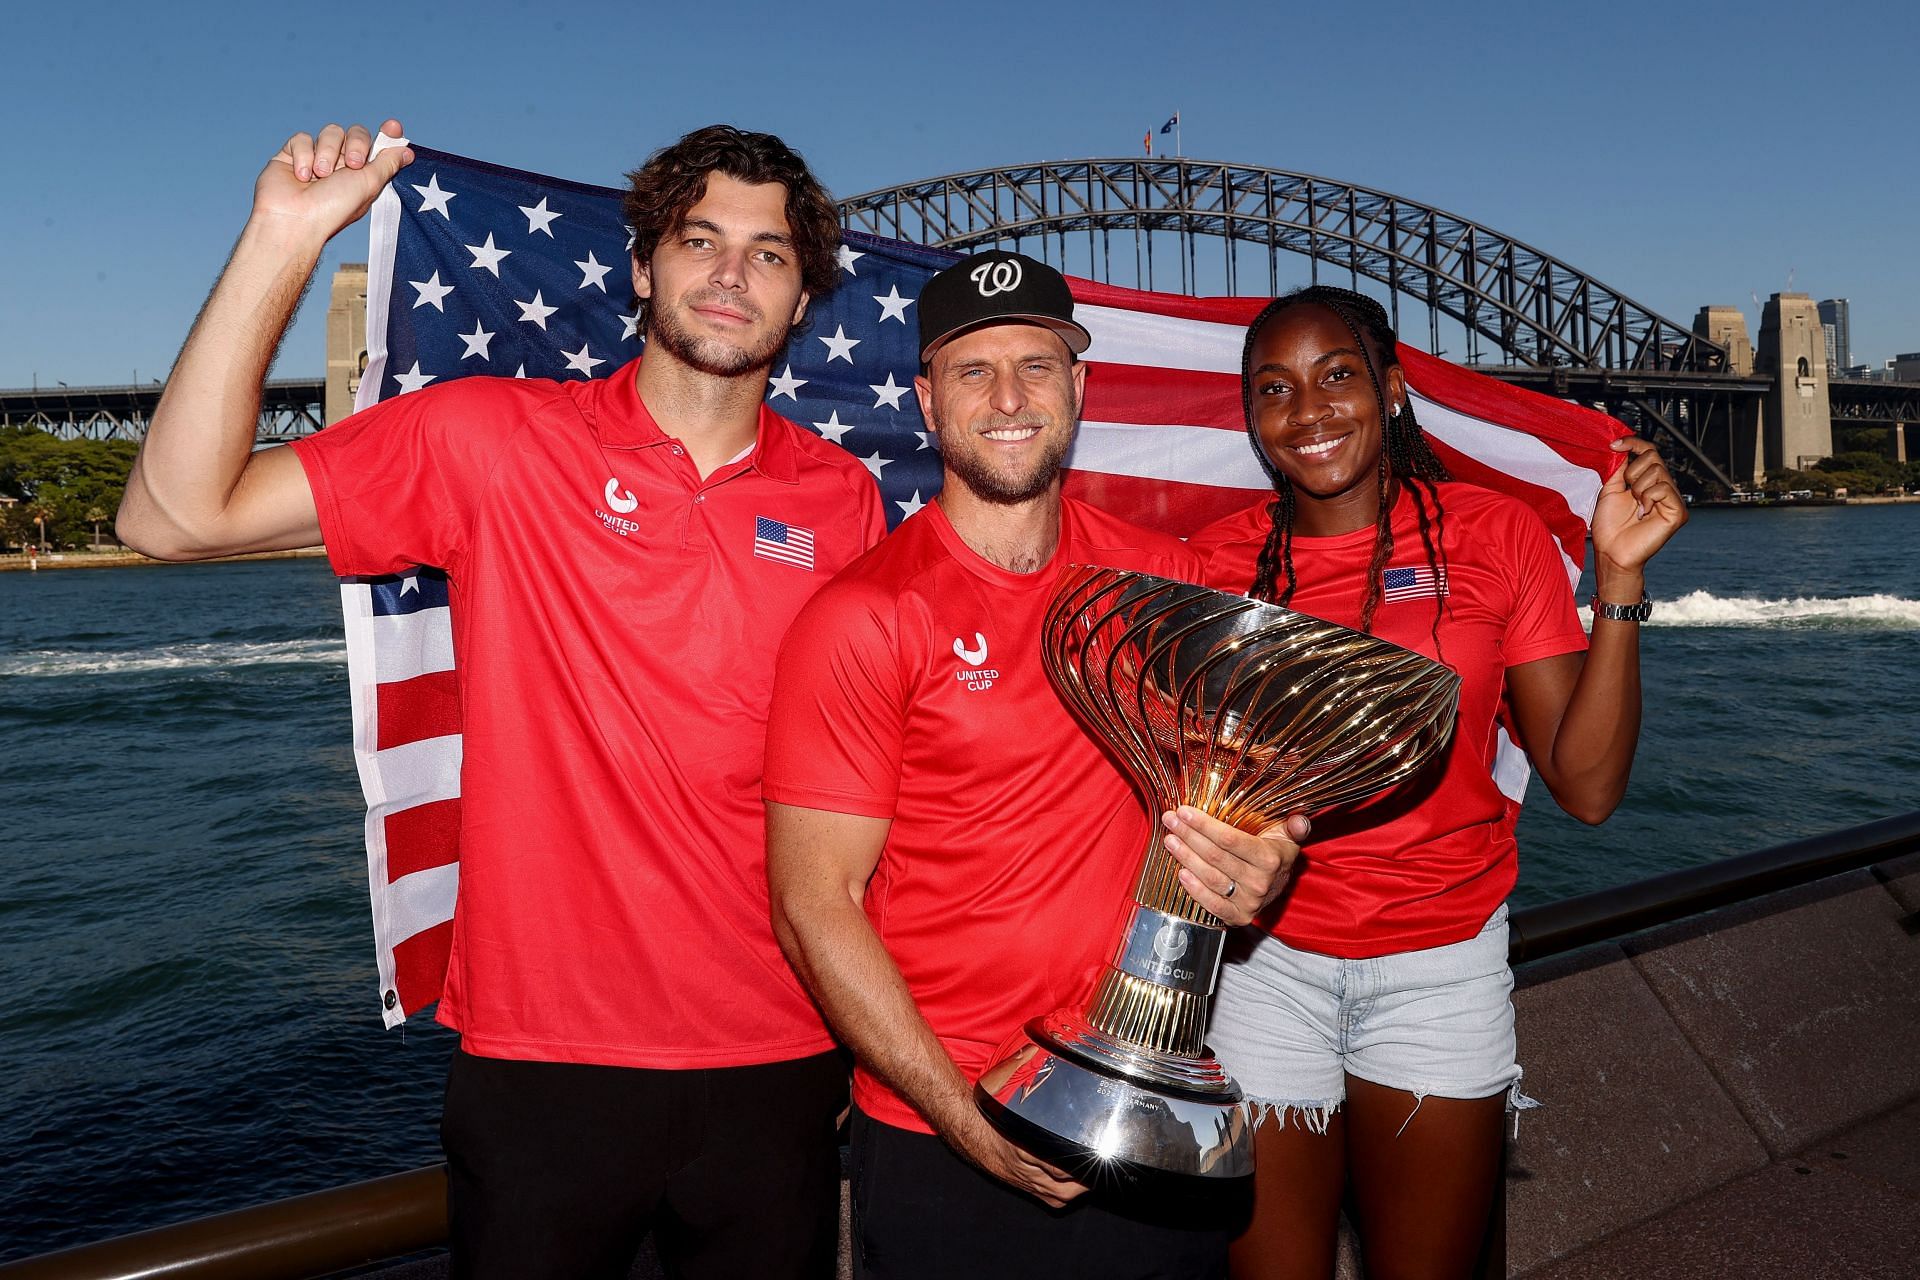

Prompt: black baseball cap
[{"left": 917, "top": 250, "right": 1092, "bottom": 364}]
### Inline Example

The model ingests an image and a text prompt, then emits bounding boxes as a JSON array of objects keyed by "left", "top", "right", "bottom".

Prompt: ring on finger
[{"left": 1224, "top": 879, "right": 1238, "bottom": 900}]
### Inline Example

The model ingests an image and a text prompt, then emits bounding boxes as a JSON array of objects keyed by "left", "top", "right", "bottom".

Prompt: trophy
[{"left": 975, "top": 566, "right": 1462, "bottom": 1181}]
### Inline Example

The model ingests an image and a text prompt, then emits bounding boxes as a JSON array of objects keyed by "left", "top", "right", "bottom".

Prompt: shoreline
[{"left": 0, "top": 547, "right": 330, "bottom": 573}]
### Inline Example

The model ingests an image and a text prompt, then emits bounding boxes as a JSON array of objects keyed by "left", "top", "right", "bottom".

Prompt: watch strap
[{"left": 1589, "top": 592, "right": 1653, "bottom": 622}]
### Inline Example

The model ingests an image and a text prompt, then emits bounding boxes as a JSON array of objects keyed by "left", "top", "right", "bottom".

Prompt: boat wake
[
  {"left": 0, "top": 638, "right": 346, "bottom": 678},
  {"left": 1586, "top": 590, "right": 1920, "bottom": 630}
]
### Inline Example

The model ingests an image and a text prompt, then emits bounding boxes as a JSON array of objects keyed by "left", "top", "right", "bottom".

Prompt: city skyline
[{"left": 4, "top": 0, "right": 1915, "bottom": 387}]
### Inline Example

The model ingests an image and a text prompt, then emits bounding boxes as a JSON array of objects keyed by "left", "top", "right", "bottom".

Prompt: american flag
[
  {"left": 346, "top": 139, "right": 1626, "bottom": 1025},
  {"left": 753, "top": 515, "right": 817, "bottom": 572},
  {"left": 1382, "top": 564, "right": 1450, "bottom": 603}
]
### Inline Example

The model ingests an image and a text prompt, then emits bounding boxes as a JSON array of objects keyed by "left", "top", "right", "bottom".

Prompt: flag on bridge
[{"left": 348, "top": 141, "right": 1626, "bottom": 1025}]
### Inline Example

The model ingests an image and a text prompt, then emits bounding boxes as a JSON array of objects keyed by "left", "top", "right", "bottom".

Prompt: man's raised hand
[{"left": 253, "top": 120, "right": 413, "bottom": 248}]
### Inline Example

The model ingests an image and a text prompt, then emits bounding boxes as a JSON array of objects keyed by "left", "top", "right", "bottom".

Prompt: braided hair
[{"left": 1241, "top": 286, "right": 1453, "bottom": 638}]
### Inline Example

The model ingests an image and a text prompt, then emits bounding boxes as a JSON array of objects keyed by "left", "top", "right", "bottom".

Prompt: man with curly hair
[{"left": 119, "top": 119, "right": 883, "bottom": 1279}]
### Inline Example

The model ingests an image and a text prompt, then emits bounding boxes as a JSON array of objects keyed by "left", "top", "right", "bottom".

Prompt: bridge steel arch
[
  {"left": 838, "top": 159, "right": 1751, "bottom": 488},
  {"left": 840, "top": 159, "right": 1727, "bottom": 376}
]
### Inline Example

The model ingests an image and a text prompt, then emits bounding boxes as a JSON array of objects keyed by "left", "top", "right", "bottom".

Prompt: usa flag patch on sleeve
[{"left": 754, "top": 516, "right": 816, "bottom": 572}]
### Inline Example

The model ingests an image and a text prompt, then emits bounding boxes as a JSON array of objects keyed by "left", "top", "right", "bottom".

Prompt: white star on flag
[
  {"left": 399, "top": 574, "right": 421, "bottom": 595},
  {"left": 620, "top": 309, "right": 642, "bottom": 340},
  {"left": 410, "top": 271, "right": 454, "bottom": 312},
  {"left": 874, "top": 286, "right": 913, "bottom": 323},
  {"left": 914, "top": 432, "right": 932, "bottom": 450},
  {"left": 811, "top": 411, "right": 854, "bottom": 444},
  {"left": 870, "top": 373, "right": 910, "bottom": 410},
  {"left": 575, "top": 252, "right": 612, "bottom": 292},
  {"left": 563, "top": 342, "right": 605, "bottom": 377},
  {"left": 896, "top": 490, "right": 927, "bottom": 519},
  {"left": 466, "top": 233, "right": 511, "bottom": 277},
  {"left": 411, "top": 174, "right": 455, "bottom": 218},
  {"left": 393, "top": 362, "right": 437, "bottom": 394},
  {"left": 768, "top": 364, "right": 807, "bottom": 402},
  {"left": 513, "top": 364, "right": 528, "bottom": 378},
  {"left": 519, "top": 197, "right": 562, "bottom": 236},
  {"left": 837, "top": 244, "right": 864, "bottom": 275},
  {"left": 515, "top": 291, "right": 558, "bottom": 329},
  {"left": 818, "top": 325, "right": 861, "bottom": 364},
  {"left": 858, "top": 451, "right": 891, "bottom": 478},
  {"left": 458, "top": 321, "right": 495, "bottom": 360}
]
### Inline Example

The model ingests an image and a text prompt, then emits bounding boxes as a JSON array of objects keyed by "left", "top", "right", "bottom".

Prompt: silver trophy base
[{"left": 974, "top": 1013, "right": 1254, "bottom": 1182}]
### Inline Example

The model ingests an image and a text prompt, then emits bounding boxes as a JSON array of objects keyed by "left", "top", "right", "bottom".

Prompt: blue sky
[{"left": 4, "top": 0, "right": 1914, "bottom": 387}]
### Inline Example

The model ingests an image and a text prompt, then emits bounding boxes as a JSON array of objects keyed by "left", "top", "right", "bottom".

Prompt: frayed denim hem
[
  {"left": 1246, "top": 1099, "right": 1341, "bottom": 1135},
  {"left": 1244, "top": 1071, "right": 1540, "bottom": 1140}
]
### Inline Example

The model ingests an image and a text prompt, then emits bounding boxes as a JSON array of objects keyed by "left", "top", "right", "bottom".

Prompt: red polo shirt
[
  {"left": 292, "top": 359, "right": 885, "bottom": 1067},
  {"left": 763, "top": 498, "right": 1201, "bottom": 1133}
]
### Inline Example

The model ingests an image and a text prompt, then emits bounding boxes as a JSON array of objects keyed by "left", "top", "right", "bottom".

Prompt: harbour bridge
[{"left": 8, "top": 158, "right": 1915, "bottom": 491}]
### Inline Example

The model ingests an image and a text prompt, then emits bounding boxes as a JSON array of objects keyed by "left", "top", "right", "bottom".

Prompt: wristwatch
[{"left": 1589, "top": 592, "right": 1653, "bottom": 622}]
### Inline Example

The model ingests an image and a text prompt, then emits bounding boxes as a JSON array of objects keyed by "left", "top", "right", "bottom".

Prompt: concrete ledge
[
  {"left": 1624, "top": 872, "right": 1920, "bottom": 1157},
  {"left": 1508, "top": 945, "right": 1768, "bottom": 1274},
  {"left": 1878, "top": 849, "right": 1920, "bottom": 915}
]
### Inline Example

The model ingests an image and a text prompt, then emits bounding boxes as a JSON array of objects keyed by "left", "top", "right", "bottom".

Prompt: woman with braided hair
[{"left": 1188, "top": 286, "right": 1686, "bottom": 1279}]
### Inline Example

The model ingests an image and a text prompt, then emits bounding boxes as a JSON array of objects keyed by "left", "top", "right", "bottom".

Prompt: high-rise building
[{"left": 1817, "top": 299, "right": 1851, "bottom": 376}]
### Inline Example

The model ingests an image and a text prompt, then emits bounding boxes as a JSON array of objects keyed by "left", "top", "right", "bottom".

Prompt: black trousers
[
  {"left": 848, "top": 1109, "right": 1238, "bottom": 1280},
  {"left": 441, "top": 1046, "right": 846, "bottom": 1280}
]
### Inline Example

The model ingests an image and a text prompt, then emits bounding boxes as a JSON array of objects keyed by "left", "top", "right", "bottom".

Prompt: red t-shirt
[
  {"left": 1187, "top": 482, "right": 1586, "bottom": 958},
  {"left": 763, "top": 497, "right": 1201, "bottom": 1133},
  {"left": 291, "top": 359, "right": 886, "bottom": 1067}
]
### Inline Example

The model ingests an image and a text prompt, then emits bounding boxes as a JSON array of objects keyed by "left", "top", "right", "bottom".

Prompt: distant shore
[
  {"left": 1692, "top": 494, "right": 1920, "bottom": 509},
  {"left": 0, "top": 547, "right": 329, "bottom": 573}
]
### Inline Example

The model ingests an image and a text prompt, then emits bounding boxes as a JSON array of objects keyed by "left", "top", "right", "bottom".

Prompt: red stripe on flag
[
  {"left": 1081, "top": 362, "right": 1245, "bottom": 430},
  {"left": 1062, "top": 470, "right": 1264, "bottom": 539},
  {"left": 1397, "top": 346, "right": 1628, "bottom": 465},
  {"left": 375, "top": 669, "right": 461, "bottom": 751},
  {"left": 383, "top": 798, "right": 462, "bottom": 882},
  {"left": 391, "top": 920, "right": 453, "bottom": 1015},
  {"left": 1068, "top": 278, "right": 1269, "bottom": 326}
]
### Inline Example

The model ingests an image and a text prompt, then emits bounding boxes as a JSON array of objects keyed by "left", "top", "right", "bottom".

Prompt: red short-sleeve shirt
[
  {"left": 291, "top": 359, "right": 886, "bottom": 1067},
  {"left": 1188, "top": 482, "right": 1586, "bottom": 958},
  {"left": 764, "top": 498, "right": 1201, "bottom": 1133}
]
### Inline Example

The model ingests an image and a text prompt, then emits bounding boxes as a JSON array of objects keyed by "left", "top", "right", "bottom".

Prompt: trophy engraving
[{"left": 975, "top": 566, "right": 1463, "bottom": 1180}]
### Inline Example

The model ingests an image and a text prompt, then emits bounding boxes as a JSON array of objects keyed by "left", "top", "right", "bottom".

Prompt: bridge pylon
[
  {"left": 1694, "top": 306, "right": 1763, "bottom": 486},
  {"left": 326, "top": 264, "right": 368, "bottom": 427},
  {"left": 1755, "top": 293, "right": 1833, "bottom": 476}
]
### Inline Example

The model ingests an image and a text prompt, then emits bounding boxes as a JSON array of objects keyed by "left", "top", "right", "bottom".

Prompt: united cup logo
[
  {"left": 1152, "top": 921, "right": 1189, "bottom": 963},
  {"left": 971, "top": 258, "right": 1023, "bottom": 297}
]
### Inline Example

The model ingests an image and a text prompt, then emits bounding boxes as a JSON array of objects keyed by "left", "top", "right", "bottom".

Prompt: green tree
[{"left": 0, "top": 427, "right": 138, "bottom": 547}]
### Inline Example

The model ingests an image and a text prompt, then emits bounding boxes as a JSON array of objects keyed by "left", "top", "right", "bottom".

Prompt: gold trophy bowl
[{"left": 975, "top": 566, "right": 1462, "bottom": 1181}]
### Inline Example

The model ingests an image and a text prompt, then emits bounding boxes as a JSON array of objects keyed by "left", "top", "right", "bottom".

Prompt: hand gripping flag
[{"left": 348, "top": 142, "right": 1625, "bottom": 1024}]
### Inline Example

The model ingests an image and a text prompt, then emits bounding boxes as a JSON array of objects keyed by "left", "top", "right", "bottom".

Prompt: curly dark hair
[
  {"left": 1242, "top": 285, "right": 1454, "bottom": 639},
  {"left": 620, "top": 125, "right": 841, "bottom": 329}
]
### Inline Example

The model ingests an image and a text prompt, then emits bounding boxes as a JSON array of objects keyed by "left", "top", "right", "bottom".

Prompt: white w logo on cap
[{"left": 970, "top": 259, "right": 1023, "bottom": 298}]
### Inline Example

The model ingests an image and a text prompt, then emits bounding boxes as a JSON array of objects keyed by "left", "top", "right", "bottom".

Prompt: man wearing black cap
[{"left": 762, "top": 250, "right": 1304, "bottom": 1276}]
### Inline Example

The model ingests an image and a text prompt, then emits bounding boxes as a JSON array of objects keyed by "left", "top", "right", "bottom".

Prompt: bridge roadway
[{"left": 0, "top": 378, "right": 324, "bottom": 443}]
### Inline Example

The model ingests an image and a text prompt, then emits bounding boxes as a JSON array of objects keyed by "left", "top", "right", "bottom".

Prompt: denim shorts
[{"left": 1206, "top": 903, "right": 1524, "bottom": 1129}]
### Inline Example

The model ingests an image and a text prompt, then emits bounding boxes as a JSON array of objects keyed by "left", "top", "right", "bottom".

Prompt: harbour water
[{"left": 2, "top": 505, "right": 1917, "bottom": 1261}]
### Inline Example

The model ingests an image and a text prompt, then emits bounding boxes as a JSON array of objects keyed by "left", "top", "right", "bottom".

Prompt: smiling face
[
  {"left": 1246, "top": 302, "right": 1406, "bottom": 534},
  {"left": 631, "top": 173, "right": 809, "bottom": 378},
  {"left": 915, "top": 321, "right": 1087, "bottom": 506}
]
